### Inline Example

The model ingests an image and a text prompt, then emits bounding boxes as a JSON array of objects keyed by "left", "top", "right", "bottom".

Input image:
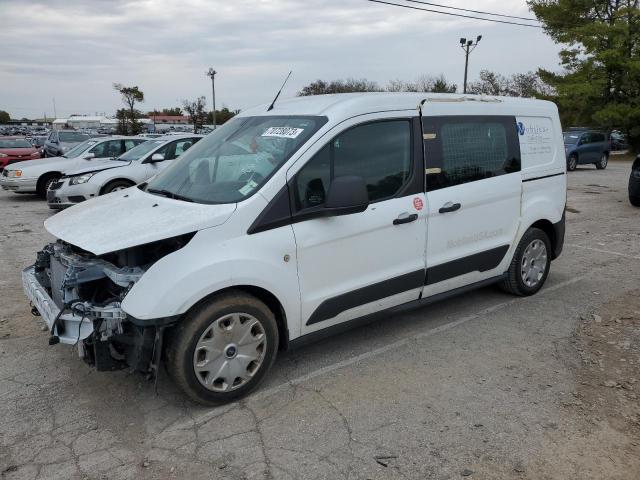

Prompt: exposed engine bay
[{"left": 28, "top": 233, "right": 193, "bottom": 372}]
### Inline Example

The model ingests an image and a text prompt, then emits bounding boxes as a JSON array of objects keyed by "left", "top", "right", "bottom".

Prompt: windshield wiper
[{"left": 147, "top": 188, "right": 194, "bottom": 203}]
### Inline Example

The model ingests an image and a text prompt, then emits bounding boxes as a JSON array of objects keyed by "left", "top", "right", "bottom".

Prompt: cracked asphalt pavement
[{"left": 1, "top": 159, "right": 639, "bottom": 479}]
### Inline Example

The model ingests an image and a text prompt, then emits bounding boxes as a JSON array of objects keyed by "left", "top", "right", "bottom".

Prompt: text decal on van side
[{"left": 262, "top": 127, "right": 304, "bottom": 139}]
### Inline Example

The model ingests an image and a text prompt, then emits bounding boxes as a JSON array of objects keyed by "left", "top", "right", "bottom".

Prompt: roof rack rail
[{"left": 417, "top": 95, "right": 503, "bottom": 108}]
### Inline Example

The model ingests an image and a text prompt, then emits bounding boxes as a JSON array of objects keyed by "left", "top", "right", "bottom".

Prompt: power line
[
  {"left": 404, "top": 0, "right": 539, "bottom": 22},
  {"left": 367, "top": 0, "right": 543, "bottom": 28}
]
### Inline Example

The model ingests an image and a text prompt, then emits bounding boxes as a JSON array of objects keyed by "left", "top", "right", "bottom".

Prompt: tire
[
  {"left": 567, "top": 154, "right": 578, "bottom": 171},
  {"left": 500, "top": 228, "right": 551, "bottom": 296},
  {"left": 102, "top": 179, "right": 134, "bottom": 194},
  {"left": 165, "top": 291, "right": 279, "bottom": 405},
  {"left": 595, "top": 153, "right": 608, "bottom": 170},
  {"left": 36, "top": 174, "right": 60, "bottom": 199},
  {"left": 630, "top": 196, "right": 640, "bottom": 207}
]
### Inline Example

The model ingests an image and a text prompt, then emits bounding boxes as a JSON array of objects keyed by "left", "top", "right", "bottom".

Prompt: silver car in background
[
  {"left": 1, "top": 137, "right": 148, "bottom": 198},
  {"left": 43, "top": 130, "right": 94, "bottom": 157},
  {"left": 48, "top": 134, "right": 203, "bottom": 209}
]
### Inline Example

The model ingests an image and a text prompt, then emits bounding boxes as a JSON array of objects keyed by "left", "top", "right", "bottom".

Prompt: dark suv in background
[{"left": 563, "top": 130, "right": 610, "bottom": 171}]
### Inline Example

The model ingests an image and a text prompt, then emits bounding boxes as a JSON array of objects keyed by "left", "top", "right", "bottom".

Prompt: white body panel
[
  {"left": 34, "top": 93, "right": 566, "bottom": 345},
  {"left": 45, "top": 185, "right": 236, "bottom": 255}
]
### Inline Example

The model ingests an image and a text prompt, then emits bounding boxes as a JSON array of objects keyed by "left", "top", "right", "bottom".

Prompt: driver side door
[{"left": 288, "top": 116, "right": 427, "bottom": 335}]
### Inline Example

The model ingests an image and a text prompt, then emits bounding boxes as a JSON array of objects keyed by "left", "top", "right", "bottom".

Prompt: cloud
[{"left": 0, "top": 0, "right": 561, "bottom": 118}]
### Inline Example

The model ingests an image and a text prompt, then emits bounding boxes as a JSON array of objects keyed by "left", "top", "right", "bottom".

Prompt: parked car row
[
  {"left": 0, "top": 135, "right": 202, "bottom": 207},
  {"left": 0, "top": 125, "right": 49, "bottom": 137},
  {"left": 47, "top": 135, "right": 202, "bottom": 208}
]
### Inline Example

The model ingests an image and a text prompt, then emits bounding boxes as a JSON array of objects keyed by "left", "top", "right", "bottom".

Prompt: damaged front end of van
[{"left": 23, "top": 233, "right": 193, "bottom": 372}]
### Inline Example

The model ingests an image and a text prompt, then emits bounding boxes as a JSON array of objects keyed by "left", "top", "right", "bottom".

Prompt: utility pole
[
  {"left": 206, "top": 68, "right": 217, "bottom": 129},
  {"left": 460, "top": 35, "right": 482, "bottom": 94}
]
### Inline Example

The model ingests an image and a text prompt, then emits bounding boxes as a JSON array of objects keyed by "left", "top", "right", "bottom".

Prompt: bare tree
[
  {"left": 182, "top": 96, "right": 207, "bottom": 133},
  {"left": 385, "top": 74, "right": 457, "bottom": 93},
  {"left": 297, "top": 78, "right": 382, "bottom": 96},
  {"left": 113, "top": 83, "right": 144, "bottom": 134},
  {"left": 467, "top": 70, "right": 554, "bottom": 98}
]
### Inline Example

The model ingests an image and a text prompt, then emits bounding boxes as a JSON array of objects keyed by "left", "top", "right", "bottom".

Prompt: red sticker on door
[{"left": 413, "top": 197, "right": 424, "bottom": 211}]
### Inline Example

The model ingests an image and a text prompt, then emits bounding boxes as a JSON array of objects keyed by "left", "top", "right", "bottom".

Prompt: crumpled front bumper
[{"left": 22, "top": 266, "right": 94, "bottom": 345}]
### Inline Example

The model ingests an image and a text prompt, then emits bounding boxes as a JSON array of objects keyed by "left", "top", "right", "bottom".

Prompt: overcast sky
[{"left": 0, "top": 0, "right": 562, "bottom": 119}]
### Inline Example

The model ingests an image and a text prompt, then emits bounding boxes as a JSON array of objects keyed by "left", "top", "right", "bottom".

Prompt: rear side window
[
  {"left": 90, "top": 140, "right": 122, "bottom": 158},
  {"left": 158, "top": 138, "right": 199, "bottom": 160},
  {"left": 124, "top": 139, "right": 145, "bottom": 150},
  {"left": 423, "top": 116, "right": 520, "bottom": 191},
  {"left": 294, "top": 120, "right": 412, "bottom": 211}
]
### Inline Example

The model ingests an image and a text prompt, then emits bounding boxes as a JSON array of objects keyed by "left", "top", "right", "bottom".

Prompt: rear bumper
[
  {"left": 22, "top": 266, "right": 94, "bottom": 345},
  {"left": 551, "top": 211, "right": 565, "bottom": 260}
]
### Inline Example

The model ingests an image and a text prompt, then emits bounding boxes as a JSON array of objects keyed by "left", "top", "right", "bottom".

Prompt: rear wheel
[
  {"left": 36, "top": 174, "right": 60, "bottom": 199},
  {"left": 102, "top": 179, "right": 134, "bottom": 194},
  {"left": 567, "top": 154, "right": 578, "bottom": 171},
  {"left": 595, "top": 153, "right": 608, "bottom": 170},
  {"left": 501, "top": 228, "right": 551, "bottom": 296},
  {"left": 630, "top": 196, "right": 640, "bottom": 207},
  {"left": 165, "top": 292, "right": 279, "bottom": 405}
]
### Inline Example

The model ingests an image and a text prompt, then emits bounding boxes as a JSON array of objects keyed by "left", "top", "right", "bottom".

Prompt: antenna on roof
[{"left": 267, "top": 71, "right": 292, "bottom": 112}]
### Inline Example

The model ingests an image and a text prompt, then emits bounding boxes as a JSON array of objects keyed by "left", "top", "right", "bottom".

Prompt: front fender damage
[{"left": 27, "top": 233, "right": 193, "bottom": 372}]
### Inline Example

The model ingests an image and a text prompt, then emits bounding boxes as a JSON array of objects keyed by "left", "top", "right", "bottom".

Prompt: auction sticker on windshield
[{"left": 261, "top": 127, "right": 304, "bottom": 139}]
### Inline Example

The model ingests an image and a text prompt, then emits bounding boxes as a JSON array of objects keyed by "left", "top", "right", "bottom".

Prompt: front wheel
[
  {"left": 165, "top": 292, "right": 279, "bottom": 405},
  {"left": 500, "top": 228, "right": 551, "bottom": 296},
  {"left": 567, "top": 154, "right": 578, "bottom": 171},
  {"left": 36, "top": 174, "right": 60, "bottom": 199},
  {"left": 102, "top": 179, "right": 134, "bottom": 194},
  {"left": 595, "top": 153, "right": 608, "bottom": 170}
]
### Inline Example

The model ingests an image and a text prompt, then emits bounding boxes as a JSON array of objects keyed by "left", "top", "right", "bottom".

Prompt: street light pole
[
  {"left": 460, "top": 35, "right": 482, "bottom": 94},
  {"left": 206, "top": 68, "right": 217, "bottom": 129}
]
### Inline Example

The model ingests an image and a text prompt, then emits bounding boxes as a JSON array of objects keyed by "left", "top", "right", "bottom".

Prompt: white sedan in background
[
  {"left": 0, "top": 137, "right": 147, "bottom": 198},
  {"left": 47, "top": 134, "right": 203, "bottom": 209}
]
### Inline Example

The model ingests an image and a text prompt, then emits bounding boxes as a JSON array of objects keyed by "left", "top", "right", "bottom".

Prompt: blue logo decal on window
[{"left": 517, "top": 122, "right": 526, "bottom": 135}]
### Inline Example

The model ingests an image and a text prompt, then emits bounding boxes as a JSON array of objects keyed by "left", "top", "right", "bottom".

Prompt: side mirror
[
  {"left": 150, "top": 153, "right": 165, "bottom": 162},
  {"left": 324, "top": 176, "right": 369, "bottom": 216},
  {"left": 83, "top": 153, "right": 95, "bottom": 160}
]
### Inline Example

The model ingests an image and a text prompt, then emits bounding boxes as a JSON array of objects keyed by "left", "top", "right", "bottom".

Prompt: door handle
[
  {"left": 393, "top": 213, "right": 418, "bottom": 225},
  {"left": 438, "top": 202, "right": 461, "bottom": 214}
]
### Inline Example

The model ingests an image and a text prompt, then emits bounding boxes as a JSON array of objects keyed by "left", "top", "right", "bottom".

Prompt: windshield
[
  {"left": 63, "top": 139, "right": 98, "bottom": 158},
  {"left": 146, "top": 116, "right": 327, "bottom": 204},
  {"left": 0, "top": 139, "right": 32, "bottom": 149},
  {"left": 118, "top": 139, "right": 166, "bottom": 161},
  {"left": 563, "top": 133, "right": 581, "bottom": 144},
  {"left": 59, "top": 132, "right": 90, "bottom": 142}
]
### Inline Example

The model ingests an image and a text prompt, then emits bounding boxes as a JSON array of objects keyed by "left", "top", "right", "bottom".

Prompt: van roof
[{"left": 239, "top": 92, "right": 558, "bottom": 121}]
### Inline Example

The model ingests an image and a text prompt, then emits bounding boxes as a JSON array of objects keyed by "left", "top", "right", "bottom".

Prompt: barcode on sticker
[{"left": 262, "top": 127, "right": 304, "bottom": 139}]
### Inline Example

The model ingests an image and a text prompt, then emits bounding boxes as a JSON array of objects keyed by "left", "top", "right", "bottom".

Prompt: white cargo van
[{"left": 23, "top": 93, "right": 566, "bottom": 404}]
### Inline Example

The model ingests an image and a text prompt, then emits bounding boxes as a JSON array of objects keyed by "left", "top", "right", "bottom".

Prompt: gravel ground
[{"left": 1, "top": 160, "right": 639, "bottom": 480}]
